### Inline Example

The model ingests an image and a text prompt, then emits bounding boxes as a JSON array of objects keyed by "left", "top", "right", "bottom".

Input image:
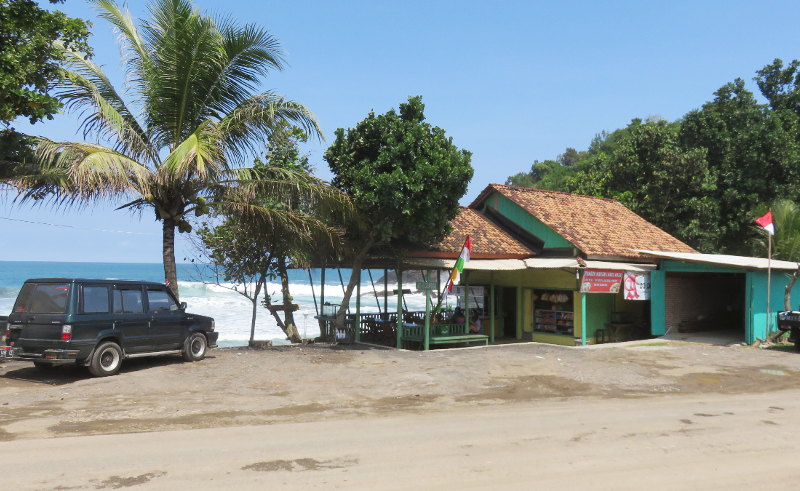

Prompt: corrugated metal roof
[{"left": 636, "top": 250, "right": 800, "bottom": 271}]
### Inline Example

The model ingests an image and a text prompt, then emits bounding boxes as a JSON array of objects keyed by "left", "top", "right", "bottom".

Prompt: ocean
[{"left": 0, "top": 261, "right": 430, "bottom": 346}]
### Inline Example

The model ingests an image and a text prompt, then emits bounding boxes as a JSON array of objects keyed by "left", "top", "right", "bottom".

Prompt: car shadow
[{"left": 1, "top": 354, "right": 217, "bottom": 385}]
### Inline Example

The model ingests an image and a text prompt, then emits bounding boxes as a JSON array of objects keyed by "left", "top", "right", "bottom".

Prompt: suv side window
[
  {"left": 82, "top": 285, "right": 110, "bottom": 313},
  {"left": 113, "top": 287, "right": 144, "bottom": 314},
  {"left": 147, "top": 288, "right": 177, "bottom": 313}
]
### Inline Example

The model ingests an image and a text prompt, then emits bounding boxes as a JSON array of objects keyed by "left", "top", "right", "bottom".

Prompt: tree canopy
[
  {"left": 0, "top": 0, "right": 91, "bottom": 176},
  {"left": 325, "top": 96, "right": 473, "bottom": 248},
  {"left": 506, "top": 60, "right": 800, "bottom": 256}
]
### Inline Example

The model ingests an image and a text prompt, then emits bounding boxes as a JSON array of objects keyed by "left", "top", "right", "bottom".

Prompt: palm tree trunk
[{"left": 162, "top": 218, "right": 179, "bottom": 299}]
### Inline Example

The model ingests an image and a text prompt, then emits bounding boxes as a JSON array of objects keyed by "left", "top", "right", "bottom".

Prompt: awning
[
  {"left": 402, "top": 258, "right": 528, "bottom": 270},
  {"left": 636, "top": 250, "right": 799, "bottom": 271},
  {"left": 404, "top": 257, "right": 656, "bottom": 272},
  {"left": 525, "top": 258, "right": 656, "bottom": 271},
  {"left": 584, "top": 261, "right": 657, "bottom": 272}
]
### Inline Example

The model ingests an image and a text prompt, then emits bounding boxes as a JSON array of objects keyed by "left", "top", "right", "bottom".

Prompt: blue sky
[{"left": 2, "top": 0, "right": 799, "bottom": 262}]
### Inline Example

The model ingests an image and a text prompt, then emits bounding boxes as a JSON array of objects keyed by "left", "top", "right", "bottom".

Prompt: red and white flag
[
  {"left": 754, "top": 210, "right": 775, "bottom": 236},
  {"left": 441, "top": 236, "right": 471, "bottom": 299}
]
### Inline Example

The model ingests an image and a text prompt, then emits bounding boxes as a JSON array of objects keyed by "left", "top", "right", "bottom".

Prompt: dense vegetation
[
  {"left": 507, "top": 61, "right": 800, "bottom": 257},
  {"left": 0, "top": 0, "right": 90, "bottom": 178}
]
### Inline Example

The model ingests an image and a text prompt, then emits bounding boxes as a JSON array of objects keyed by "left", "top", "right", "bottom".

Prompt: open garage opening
[{"left": 663, "top": 272, "right": 746, "bottom": 344}]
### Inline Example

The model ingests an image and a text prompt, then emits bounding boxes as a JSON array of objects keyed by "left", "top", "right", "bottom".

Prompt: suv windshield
[{"left": 13, "top": 283, "right": 70, "bottom": 314}]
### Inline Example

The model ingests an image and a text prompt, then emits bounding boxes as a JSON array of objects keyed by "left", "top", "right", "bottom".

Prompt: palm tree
[{"left": 12, "top": 0, "right": 322, "bottom": 297}]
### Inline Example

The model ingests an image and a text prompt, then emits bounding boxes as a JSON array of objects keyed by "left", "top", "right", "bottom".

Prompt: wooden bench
[{"left": 400, "top": 322, "right": 489, "bottom": 349}]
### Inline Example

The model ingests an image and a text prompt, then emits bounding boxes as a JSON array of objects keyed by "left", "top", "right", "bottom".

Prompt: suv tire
[
  {"left": 183, "top": 332, "right": 207, "bottom": 362},
  {"left": 88, "top": 341, "right": 123, "bottom": 377}
]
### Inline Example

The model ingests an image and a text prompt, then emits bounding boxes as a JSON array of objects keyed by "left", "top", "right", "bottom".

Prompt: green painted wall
[
  {"left": 486, "top": 193, "right": 574, "bottom": 249},
  {"left": 650, "top": 270, "right": 666, "bottom": 335},
  {"left": 584, "top": 293, "right": 614, "bottom": 342}
]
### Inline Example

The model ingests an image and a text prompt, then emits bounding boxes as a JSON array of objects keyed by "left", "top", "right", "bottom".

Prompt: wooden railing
[{"left": 316, "top": 311, "right": 487, "bottom": 350}]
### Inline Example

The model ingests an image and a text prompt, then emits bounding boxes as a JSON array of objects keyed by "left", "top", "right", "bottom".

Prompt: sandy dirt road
[
  {"left": 2, "top": 389, "right": 798, "bottom": 490},
  {"left": 2, "top": 341, "right": 800, "bottom": 489}
]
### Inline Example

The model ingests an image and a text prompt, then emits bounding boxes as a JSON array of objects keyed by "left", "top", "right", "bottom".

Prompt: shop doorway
[
  {"left": 499, "top": 287, "right": 518, "bottom": 339},
  {"left": 663, "top": 272, "right": 746, "bottom": 343}
]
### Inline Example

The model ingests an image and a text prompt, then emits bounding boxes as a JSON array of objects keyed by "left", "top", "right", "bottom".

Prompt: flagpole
[{"left": 767, "top": 232, "right": 772, "bottom": 338}]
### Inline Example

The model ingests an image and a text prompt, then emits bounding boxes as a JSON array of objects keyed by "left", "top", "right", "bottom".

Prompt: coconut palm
[{"left": 12, "top": 0, "right": 324, "bottom": 297}]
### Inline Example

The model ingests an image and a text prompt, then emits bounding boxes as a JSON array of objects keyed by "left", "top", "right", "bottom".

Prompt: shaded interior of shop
[{"left": 663, "top": 272, "right": 746, "bottom": 342}]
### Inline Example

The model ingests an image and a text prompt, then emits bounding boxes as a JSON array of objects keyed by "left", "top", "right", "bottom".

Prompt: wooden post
[
  {"left": 384, "top": 268, "right": 388, "bottom": 315},
  {"left": 320, "top": 267, "right": 326, "bottom": 308},
  {"left": 581, "top": 292, "right": 587, "bottom": 346},
  {"left": 396, "top": 268, "right": 403, "bottom": 349},
  {"left": 424, "top": 271, "right": 431, "bottom": 351},
  {"left": 490, "top": 275, "right": 496, "bottom": 344},
  {"left": 355, "top": 268, "right": 361, "bottom": 343},
  {"left": 320, "top": 267, "right": 326, "bottom": 338},
  {"left": 464, "top": 275, "right": 471, "bottom": 333}
]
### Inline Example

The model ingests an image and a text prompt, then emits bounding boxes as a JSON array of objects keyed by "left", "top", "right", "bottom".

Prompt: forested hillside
[{"left": 507, "top": 59, "right": 800, "bottom": 256}]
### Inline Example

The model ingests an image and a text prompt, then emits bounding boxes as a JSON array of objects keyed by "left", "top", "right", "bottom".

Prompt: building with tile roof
[
  {"left": 394, "top": 184, "right": 800, "bottom": 348},
  {"left": 318, "top": 183, "right": 800, "bottom": 351}
]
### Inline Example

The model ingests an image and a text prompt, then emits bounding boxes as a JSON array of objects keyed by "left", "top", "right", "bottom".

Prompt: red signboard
[{"left": 580, "top": 269, "right": 623, "bottom": 293}]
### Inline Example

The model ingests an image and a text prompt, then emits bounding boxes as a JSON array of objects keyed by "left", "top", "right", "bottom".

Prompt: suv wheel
[
  {"left": 88, "top": 341, "right": 123, "bottom": 377},
  {"left": 182, "top": 333, "right": 207, "bottom": 362}
]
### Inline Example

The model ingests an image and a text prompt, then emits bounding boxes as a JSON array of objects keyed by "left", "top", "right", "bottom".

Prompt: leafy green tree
[
  {"left": 324, "top": 96, "right": 473, "bottom": 328},
  {"left": 680, "top": 79, "right": 800, "bottom": 253},
  {"left": 198, "top": 124, "right": 348, "bottom": 343},
  {"left": 10, "top": 0, "right": 320, "bottom": 298},
  {"left": 756, "top": 59, "right": 800, "bottom": 115},
  {"left": 0, "top": 0, "right": 91, "bottom": 176}
]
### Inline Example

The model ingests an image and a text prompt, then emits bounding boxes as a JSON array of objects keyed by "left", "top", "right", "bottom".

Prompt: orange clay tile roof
[
  {"left": 474, "top": 184, "right": 696, "bottom": 259},
  {"left": 428, "top": 207, "right": 535, "bottom": 258}
]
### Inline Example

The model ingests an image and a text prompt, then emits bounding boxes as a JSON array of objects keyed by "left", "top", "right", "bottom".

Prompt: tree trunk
[
  {"left": 767, "top": 266, "right": 800, "bottom": 343},
  {"left": 335, "top": 238, "right": 375, "bottom": 330},
  {"left": 250, "top": 274, "right": 265, "bottom": 345},
  {"left": 279, "top": 257, "right": 302, "bottom": 343},
  {"left": 162, "top": 218, "right": 179, "bottom": 299},
  {"left": 784, "top": 267, "right": 800, "bottom": 311}
]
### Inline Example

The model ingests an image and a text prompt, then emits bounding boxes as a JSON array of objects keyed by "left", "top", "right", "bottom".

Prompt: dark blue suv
[{"left": 1, "top": 278, "right": 218, "bottom": 376}]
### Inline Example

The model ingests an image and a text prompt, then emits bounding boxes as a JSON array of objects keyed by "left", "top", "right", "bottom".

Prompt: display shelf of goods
[{"left": 534, "top": 309, "right": 574, "bottom": 335}]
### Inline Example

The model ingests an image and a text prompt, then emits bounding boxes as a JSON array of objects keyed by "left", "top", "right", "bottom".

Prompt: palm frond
[
  {"left": 159, "top": 120, "right": 226, "bottom": 183},
  {"left": 12, "top": 139, "right": 154, "bottom": 204},
  {"left": 141, "top": 0, "right": 225, "bottom": 148},
  {"left": 218, "top": 93, "right": 322, "bottom": 163},
  {"left": 199, "top": 19, "right": 285, "bottom": 117},
  {"left": 90, "top": 0, "right": 153, "bottom": 97},
  {"left": 57, "top": 51, "right": 155, "bottom": 163}
]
